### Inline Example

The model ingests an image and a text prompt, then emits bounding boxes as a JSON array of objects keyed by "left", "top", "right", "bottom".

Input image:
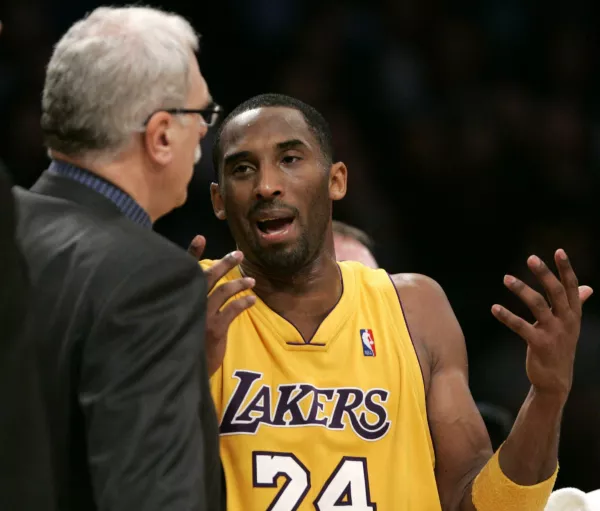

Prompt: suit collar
[{"left": 31, "top": 161, "right": 152, "bottom": 229}]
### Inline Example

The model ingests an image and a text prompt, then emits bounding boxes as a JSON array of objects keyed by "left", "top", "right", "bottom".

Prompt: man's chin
[
  {"left": 254, "top": 247, "right": 309, "bottom": 272},
  {"left": 175, "top": 190, "right": 188, "bottom": 209}
]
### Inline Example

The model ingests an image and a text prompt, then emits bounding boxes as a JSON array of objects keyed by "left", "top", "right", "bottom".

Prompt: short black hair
[{"left": 212, "top": 93, "right": 334, "bottom": 181}]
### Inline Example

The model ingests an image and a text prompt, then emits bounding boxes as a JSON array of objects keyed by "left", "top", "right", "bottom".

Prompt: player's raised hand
[
  {"left": 491, "top": 249, "right": 593, "bottom": 401},
  {"left": 187, "top": 235, "right": 256, "bottom": 375}
]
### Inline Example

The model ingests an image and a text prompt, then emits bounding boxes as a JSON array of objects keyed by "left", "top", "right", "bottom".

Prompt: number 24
[{"left": 253, "top": 452, "right": 377, "bottom": 511}]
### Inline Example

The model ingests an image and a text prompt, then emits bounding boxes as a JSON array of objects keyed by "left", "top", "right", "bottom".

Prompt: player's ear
[
  {"left": 329, "top": 162, "right": 347, "bottom": 201},
  {"left": 210, "top": 182, "right": 226, "bottom": 220}
]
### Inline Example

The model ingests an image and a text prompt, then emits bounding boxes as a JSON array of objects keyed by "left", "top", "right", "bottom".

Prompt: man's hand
[
  {"left": 491, "top": 249, "right": 593, "bottom": 401},
  {"left": 188, "top": 235, "right": 256, "bottom": 376}
]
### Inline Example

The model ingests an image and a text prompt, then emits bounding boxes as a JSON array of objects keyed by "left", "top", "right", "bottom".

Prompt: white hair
[{"left": 41, "top": 6, "right": 199, "bottom": 162}]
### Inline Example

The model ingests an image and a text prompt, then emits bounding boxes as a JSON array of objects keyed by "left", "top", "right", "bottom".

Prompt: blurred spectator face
[{"left": 334, "top": 233, "right": 378, "bottom": 268}]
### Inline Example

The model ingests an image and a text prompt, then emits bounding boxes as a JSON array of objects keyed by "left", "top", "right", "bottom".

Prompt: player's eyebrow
[
  {"left": 276, "top": 139, "right": 307, "bottom": 151},
  {"left": 223, "top": 150, "right": 252, "bottom": 167},
  {"left": 223, "top": 139, "right": 308, "bottom": 167}
]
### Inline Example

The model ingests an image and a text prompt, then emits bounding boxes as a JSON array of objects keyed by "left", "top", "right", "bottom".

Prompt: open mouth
[
  {"left": 251, "top": 206, "right": 298, "bottom": 243},
  {"left": 256, "top": 217, "right": 295, "bottom": 236}
]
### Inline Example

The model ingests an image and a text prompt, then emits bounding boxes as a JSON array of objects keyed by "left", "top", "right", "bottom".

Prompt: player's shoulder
[
  {"left": 390, "top": 273, "right": 447, "bottom": 299},
  {"left": 340, "top": 262, "right": 441, "bottom": 298},
  {"left": 389, "top": 273, "right": 456, "bottom": 328},
  {"left": 391, "top": 273, "right": 462, "bottom": 350},
  {"left": 338, "top": 260, "right": 390, "bottom": 288}
]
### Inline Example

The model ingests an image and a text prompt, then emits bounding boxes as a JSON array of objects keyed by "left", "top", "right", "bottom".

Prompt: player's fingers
[
  {"left": 218, "top": 295, "right": 257, "bottom": 327},
  {"left": 204, "top": 251, "right": 244, "bottom": 291},
  {"left": 503, "top": 274, "right": 554, "bottom": 324},
  {"left": 526, "top": 255, "right": 570, "bottom": 317},
  {"left": 187, "top": 235, "right": 206, "bottom": 260},
  {"left": 554, "top": 249, "right": 582, "bottom": 312},
  {"left": 208, "top": 277, "right": 255, "bottom": 314},
  {"left": 491, "top": 304, "right": 537, "bottom": 341},
  {"left": 578, "top": 285, "right": 594, "bottom": 305}
]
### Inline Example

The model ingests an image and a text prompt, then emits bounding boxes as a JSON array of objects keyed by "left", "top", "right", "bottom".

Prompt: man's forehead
[
  {"left": 221, "top": 107, "right": 313, "bottom": 152},
  {"left": 189, "top": 55, "right": 211, "bottom": 106}
]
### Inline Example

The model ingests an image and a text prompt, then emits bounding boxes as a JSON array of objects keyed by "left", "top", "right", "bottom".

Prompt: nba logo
[{"left": 360, "top": 329, "right": 376, "bottom": 357}]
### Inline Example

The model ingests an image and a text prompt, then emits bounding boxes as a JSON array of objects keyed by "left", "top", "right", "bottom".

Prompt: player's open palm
[
  {"left": 491, "top": 249, "right": 593, "bottom": 401},
  {"left": 188, "top": 236, "right": 256, "bottom": 375}
]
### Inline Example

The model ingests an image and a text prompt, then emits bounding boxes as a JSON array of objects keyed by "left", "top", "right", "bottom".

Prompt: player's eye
[
  {"left": 282, "top": 155, "right": 302, "bottom": 165},
  {"left": 232, "top": 164, "right": 253, "bottom": 175}
]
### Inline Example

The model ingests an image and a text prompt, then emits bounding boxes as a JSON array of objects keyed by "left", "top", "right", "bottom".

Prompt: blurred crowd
[{"left": 0, "top": 0, "right": 598, "bottom": 489}]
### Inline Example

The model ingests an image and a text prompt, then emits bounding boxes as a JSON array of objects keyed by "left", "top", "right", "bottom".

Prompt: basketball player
[
  {"left": 199, "top": 94, "right": 592, "bottom": 510},
  {"left": 332, "top": 220, "right": 378, "bottom": 268}
]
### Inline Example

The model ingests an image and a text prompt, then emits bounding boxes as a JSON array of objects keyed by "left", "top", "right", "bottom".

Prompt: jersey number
[{"left": 253, "top": 452, "right": 376, "bottom": 511}]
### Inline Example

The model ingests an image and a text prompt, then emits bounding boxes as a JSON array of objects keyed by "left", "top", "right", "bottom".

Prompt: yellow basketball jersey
[{"left": 202, "top": 260, "right": 442, "bottom": 511}]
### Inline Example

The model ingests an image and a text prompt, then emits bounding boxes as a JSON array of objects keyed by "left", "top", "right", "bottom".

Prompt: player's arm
[
  {"left": 81, "top": 257, "right": 212, "bottom": 511},
  {"left": 393, "top": 273, "right": 491, "bottom": 511},
  {"left": 394, "top": 250, "right": 592, "bottom": 511}
]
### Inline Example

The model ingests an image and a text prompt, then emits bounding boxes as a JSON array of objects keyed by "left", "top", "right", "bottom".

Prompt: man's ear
[
  {"left": 329, "top": 162, "right": 348, "bottom": 201},
  {"left": 144, "top": 112, "right": 175, "bottom": 167},
  {"left": 210, "top": 182, "right": 226, "bottom": 220}
]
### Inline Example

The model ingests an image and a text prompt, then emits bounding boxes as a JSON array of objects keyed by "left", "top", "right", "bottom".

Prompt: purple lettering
[
  {"left": 220, "top": 370, "right": 263, "bottom": 435},
  {"left": 272, "top": 384, "right": 311, "bottom": 426},
  {"left": 358, "top": 389, "right": 391, "bottom": 440},
  {"left": 305, "top": 388, "right": 335, "bottom": 426},
  {"left": 219, "top": 372, "right": 391, "bottom": 441},
  {"left": 236, "top": 385, "right": 272, "bottom": 425},
  {"left": 328, "top": 389, "right": 364, "bottom": 430}
]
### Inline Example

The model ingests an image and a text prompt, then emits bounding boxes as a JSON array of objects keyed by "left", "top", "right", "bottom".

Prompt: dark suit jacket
[
  {"left": 0, "top": 164, "right": 28, "bottom": 337},
  {"left": 1, "top": 170, "right": 223, "bottom": 511}
]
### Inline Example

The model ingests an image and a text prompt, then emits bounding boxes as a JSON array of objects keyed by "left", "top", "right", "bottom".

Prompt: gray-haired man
[{"left": 2, "top": 6, "right": 250, "bottom": 511}]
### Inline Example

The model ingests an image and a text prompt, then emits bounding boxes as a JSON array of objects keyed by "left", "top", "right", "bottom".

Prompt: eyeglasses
[{"left": 143, "top": 103, "right": 222, "bottom": 127}]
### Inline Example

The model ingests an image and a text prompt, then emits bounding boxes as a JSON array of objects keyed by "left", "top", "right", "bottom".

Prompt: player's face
[{"left": 212, "top": 107, "right": 345, "bottom": 272}]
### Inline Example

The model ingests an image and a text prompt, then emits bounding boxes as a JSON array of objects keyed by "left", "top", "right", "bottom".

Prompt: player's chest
[
  {"left": 218, "top": 330, "right": 410, "bottom": 440},
  {"left": 218, "top": 365, "right": 395, "bottom": 444}
]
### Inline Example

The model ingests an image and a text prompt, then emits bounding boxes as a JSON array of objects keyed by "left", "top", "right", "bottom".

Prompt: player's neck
[{"left": 240, "top": 250, "right": 342, "bottom": 317}]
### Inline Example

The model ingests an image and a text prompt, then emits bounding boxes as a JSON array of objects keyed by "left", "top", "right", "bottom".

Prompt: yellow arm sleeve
[{"left": 472, "top": 445, "right": 558, "bottom": 511}]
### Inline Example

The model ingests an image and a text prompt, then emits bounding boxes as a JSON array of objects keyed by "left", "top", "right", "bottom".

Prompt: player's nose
[{"left": 254, "top": 164, "right": 284, "bottom": 200}]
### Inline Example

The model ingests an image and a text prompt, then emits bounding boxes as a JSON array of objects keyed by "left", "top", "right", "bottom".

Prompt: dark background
[{"left": 1, "top": 0, "right": 599, "bottom": 490}]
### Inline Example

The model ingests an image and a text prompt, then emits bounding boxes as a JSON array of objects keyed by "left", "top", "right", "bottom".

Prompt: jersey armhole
[{"left": 385, "top": 272, "right": 436, "bottom": 468}]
